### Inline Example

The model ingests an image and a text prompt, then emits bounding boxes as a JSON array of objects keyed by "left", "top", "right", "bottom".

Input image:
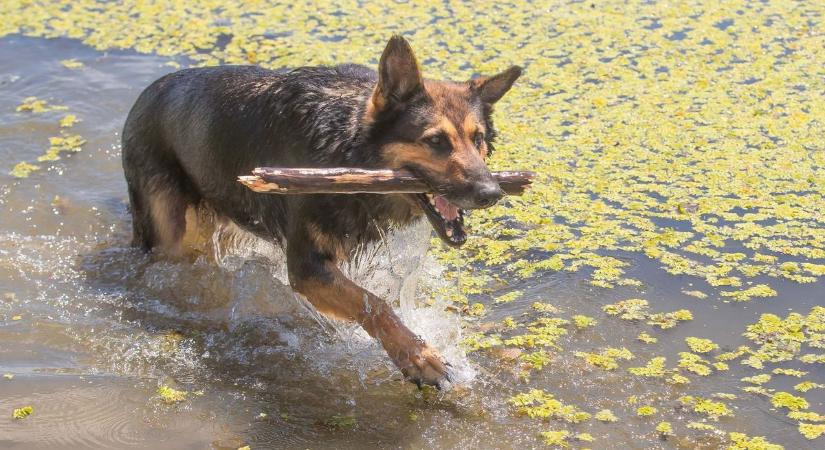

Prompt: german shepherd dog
[{"left": 122, "top": 36, "right": 521, "bottom": 388}]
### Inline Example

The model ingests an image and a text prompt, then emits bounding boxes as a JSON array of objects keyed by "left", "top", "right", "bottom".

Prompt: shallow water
[{"left": 0, "top": 32, "right": 823, "bottom": 450}]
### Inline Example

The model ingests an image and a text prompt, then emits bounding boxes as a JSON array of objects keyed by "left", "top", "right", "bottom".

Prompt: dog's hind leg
[
  {"left": 146, "top": 182, "right": 190, "bottom": 256},
  {"left": 127, "top": 183, "right": 154, "bottom": 250},
  {"left": 124, "top": 154, "right": 197, "bottom": 256}
]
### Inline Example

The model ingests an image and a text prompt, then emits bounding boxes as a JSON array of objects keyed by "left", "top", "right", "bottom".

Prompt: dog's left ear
[
  {"left": 371, "top": 35, "right": 423, "bottom": 113},
  {"left": 470, "top": 66, "right": 523, "bottom": 104}
]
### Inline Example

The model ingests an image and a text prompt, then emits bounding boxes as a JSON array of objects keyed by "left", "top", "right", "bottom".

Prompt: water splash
[{"left": 208, "top": 216, "right": 477, "bottom": 385}]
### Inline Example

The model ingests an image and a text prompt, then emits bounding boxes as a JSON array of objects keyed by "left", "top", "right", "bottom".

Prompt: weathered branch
[{"left": 238, "top": 167, "right": 534, "bottom": 195}]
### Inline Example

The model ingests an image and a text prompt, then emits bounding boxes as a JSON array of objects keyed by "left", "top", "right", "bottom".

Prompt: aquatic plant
[
  {"left": 38, "top": 134, "right": 86, "bottom": 162},
  {"left": 509, "top": 389, "right": 590, "bottom": 424},
  {"left": 594, "top": 409, "right": 618, "bottom": 423},
  {"left": 741, "top": 374, "right": 771, "bottom": 385},
  {"left": 504, "top": 318, "right": 569, "bottom": 349},
  {"left": 495, "top": 290, "right": 523, "bottom": 304},
  {"left": 726, "top": 432, "right": 783, "bottom": 450},
  {"left": 655, "top": 421, "right": 673, "bottom": 436},
  {"left": 60, "top": 58, "right": 84, "bottom": 69},
  {"left": 679, "top": 396, "right": 733, "bottom": 420},
  {"left": 16, "top": 96, "right": 66, "bottom": 113},
  {"left": 793, "top": 381, "right": 824, "bottom": 393},
  {"left": 12, "top": 406, "right": 33, "bottom": 419},
  {"left": 10, "top": 162, "right": 40, "bottom": 178},
  {"left": 575, "top": 347, "right": 633, "bottom": 371},
  {"left": 685, "top": 337, "right": 719, "bottom": 354},
  {"left": 540, "top": 430, "right": 570, "bottom": 448},
  {"left": 772, "top": 368, "right": 806, "bottom": 378},
  {"left": 788, "top": 411, "right": 825, "bottom": 423},
  {"left": 574, "top": 432, "right": 594, "bottom": 443},
  {"left": 798, "top": 423, "right": 825, "bottom": 440},
  {"left": 461, "top": 332, "right": 502, "bottom": 352},
  {"left": 628, "top": 357, "right": 667, "bottom": 378},
  {"left": 157, "top": 385, "right": 187, "bottom": 404},
  {"left": 59, "top": 114, "right": 78, "bottom": 127},
  {"left": 519, "top": 351, "right": 552, "bottom": 371},
  {"left": 770, "top": 392, "right": 808, "bottom": 412},
  {"left": 678, "top": 352, "right": 713, "bottom": 376},
  {"left": 602, "top": 299, "right": 649, "bottom": 321},
  {"left": 636, "top": 332, "right": 657, "bottom": 344},
  {"left": 636, "top": 406, "right": 656, "bottom": 417},
  {"left": 571, "top": 315, "right": 595, "bottom": 329}
]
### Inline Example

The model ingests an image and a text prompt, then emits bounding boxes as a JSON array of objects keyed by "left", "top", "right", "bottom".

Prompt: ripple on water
[{"left": 0, "top": 374, "right": 213, "bottom": 449}]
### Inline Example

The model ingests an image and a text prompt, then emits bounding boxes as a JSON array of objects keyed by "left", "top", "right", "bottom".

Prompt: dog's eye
[
  {"left": 473, "top": 132, "right": 484, "bottom": 149},
  {"left": 424, "top": 134, "right": 451, "bottom": 153}
]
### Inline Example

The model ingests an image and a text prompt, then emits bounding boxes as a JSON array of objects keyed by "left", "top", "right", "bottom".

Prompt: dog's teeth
[{"left": 445, "top": 228, "right": 453, "bottom": 237}]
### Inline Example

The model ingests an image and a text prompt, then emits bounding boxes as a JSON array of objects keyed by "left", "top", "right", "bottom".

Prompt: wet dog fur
[{"left": 122, "top": 36, "right": 521, "bottom": 387}]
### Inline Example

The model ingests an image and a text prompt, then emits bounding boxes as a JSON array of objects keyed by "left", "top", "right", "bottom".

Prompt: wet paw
[{"left": 397, "top": 343, "right": 452, "bottom": 389}]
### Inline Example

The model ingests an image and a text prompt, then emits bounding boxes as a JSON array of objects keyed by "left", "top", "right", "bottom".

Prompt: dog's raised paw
[{"left": 399, "top": 344, "right": 453, "bottom": 390}]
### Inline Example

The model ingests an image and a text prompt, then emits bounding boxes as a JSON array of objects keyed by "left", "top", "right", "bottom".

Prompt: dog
[{"left": 122, "top": 35, "right": 521, "bottom": 388}]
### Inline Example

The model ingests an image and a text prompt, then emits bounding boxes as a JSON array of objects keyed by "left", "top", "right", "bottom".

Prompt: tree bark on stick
[{"left": 238, "top": 167, "right": 534, "bottom": 195}]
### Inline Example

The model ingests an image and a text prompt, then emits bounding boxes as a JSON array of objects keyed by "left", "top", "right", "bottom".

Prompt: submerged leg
[{"left": 123, "top": 149, "right": 197, "bottom": 256}]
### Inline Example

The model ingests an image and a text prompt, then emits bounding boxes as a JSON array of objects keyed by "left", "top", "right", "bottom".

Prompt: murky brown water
[{"left": 1, "top": 35, "right": 823, "bottom": 449}]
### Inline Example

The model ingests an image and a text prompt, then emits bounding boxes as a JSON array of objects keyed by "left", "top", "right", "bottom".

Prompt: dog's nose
[{"left": 474, "top": 182, "right": 503, "bottom": 208}]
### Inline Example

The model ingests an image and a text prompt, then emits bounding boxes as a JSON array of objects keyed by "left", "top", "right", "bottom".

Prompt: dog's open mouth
[{"left": 416, "top": 193, "right": 467, "bottom": 247}]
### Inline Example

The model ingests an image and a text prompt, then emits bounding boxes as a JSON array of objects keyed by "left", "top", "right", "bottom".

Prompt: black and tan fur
[{"left": 122, "top": 36, "right": 521, "bottom": 387}]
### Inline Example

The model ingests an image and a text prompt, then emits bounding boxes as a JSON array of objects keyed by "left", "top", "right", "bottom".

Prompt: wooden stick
[{"left": 238, "top": 167, "right": 534, "bottom": 195}]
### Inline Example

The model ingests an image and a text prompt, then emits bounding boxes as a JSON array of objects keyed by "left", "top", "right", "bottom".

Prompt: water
[{"left": 0, "top": 35, "right": 823, "bottom": 449}]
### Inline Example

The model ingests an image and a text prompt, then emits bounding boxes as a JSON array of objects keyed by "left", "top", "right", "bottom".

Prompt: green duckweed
[
  {"left": 12, "top": 406, "right": 33, "bottom": 419},
  {"left": 157, "top": 385, "right": 187, "bottom": 404}
]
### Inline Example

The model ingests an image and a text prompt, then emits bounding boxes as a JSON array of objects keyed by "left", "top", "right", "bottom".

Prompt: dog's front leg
[{"left": 286, "top": 226, "right": 450, "bottom": 388}]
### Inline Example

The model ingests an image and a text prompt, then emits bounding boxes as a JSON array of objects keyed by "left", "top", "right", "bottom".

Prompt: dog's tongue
[{"left": 434, "top": 195, "right": 459, "bottom": 221}]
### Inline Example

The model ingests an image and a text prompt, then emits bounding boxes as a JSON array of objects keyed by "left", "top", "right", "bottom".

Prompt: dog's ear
[
  {"left": 371, "top": 35, "right": 423, "bottom": 112},
  {"left": 470, "top": 66, "right": 523, "bottom": 104}
]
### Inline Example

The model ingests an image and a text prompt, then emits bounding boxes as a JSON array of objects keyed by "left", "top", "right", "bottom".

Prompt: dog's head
[{"left": 366, "top": 35, "right": 522, "bottom": 247}]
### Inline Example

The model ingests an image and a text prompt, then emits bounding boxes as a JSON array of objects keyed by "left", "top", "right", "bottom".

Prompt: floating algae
[
  {"left": 685, "top": 337, "right": 719, "bottom": 354},
  {"left": 60, "top": 58, "right": 83, "bottom": 69},
  {"left": 636, "top": 405, "right": 657, "bottom": 417},
  {"left": 37, "top": 134, "right": 86, "bottom": 162},
  {"left": 594, "top": 409, "right": 618, "bottom": 423},
  {"left": 656, "top": 421, "right": 674, "bottom": 436},
  {"left": 575, "top": 347, "right": 633, "bottom": 371},
  {"left": 15, "top": 96, "right": 67, "bottom": 113},
  {"left": 58, "top": 114, "right": 78, "bottom": 127},
  {"left": 8, "top": 106, "right": 85, "bottom": 175},
  {"left": 12, "top": 406, "right": 33, "bottom": 419},
  {"left": 10, "top": 162, "right": 40, "bottom": 178},
  {"left": 157, "top": 385, "right": 187, "bottom": 404}
]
